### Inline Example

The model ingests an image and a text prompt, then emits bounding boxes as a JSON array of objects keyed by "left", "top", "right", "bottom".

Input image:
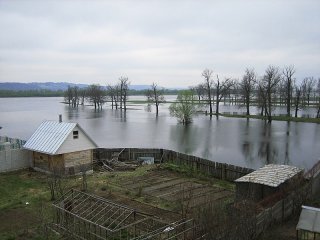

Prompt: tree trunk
[
  {"left": 216, "top": 100, "right": 219, "bottom": 114},
  {"left": 287, "top": 85, "right": 291, "bottom": 117},
  {"left": 208, "top": 96, "right": 212, "bottom": 115},
  {"left": 156, "top": 102, "right": 159, "bottom": 116}
]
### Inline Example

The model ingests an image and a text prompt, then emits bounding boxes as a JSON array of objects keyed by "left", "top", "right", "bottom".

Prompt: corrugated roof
[
  {"left": 297, "top": 205, "right": 320, "bottom": 233},
  {"left": 235, "top": 164, "right": 302, "bottom": 187},
  {"left": 23, "top": 121, "right": 77, "bottom": 155}
]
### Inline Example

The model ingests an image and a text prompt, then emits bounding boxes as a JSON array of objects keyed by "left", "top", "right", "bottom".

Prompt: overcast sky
[{"left": 0, "top": 0, "right": 319, "bottom": 87}]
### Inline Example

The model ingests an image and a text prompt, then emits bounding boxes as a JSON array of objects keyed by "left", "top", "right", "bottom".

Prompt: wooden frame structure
[{"left": 51, "top": 189, "right": 197, "bottom": 239}]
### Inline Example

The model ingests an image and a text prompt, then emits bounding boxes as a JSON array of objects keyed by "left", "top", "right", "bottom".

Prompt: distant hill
[
  {"left": 0, "top": 82, "right": 87, "bottom": 91},
  {"left": 0, "top": 82, "right": 182, "bottom": 91}
]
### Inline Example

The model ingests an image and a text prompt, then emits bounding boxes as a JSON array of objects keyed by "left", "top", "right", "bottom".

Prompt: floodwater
[{"left": 0, "top": 96, "right": 319, "bottom": 170}]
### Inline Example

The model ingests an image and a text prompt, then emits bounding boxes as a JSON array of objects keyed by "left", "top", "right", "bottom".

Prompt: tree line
[
  {"left": 190, "top": 66, "right": 320, "bottom": 122},
  {"left": 0, "top": 89, "right": 65, "bottom": 97},
  {"left": 62, "top": 66, "right": 320, "bottom": 123}
]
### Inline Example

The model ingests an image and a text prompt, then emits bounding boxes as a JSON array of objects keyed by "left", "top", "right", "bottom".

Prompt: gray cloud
[{"left": 0, "top": 0, "right": 319, "bottom": 87}]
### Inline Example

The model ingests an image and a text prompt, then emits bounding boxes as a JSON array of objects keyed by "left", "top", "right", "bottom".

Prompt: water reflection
[
  {"left": 241, "top": 119, "right": 255, "bottom": 165},
  {"left": 284, "top": 122, "right": 291, "bottom": 165},
  {"left": 202, "top": 118, "right": 213, "bottom": 159},
  {"left": 170, "top": 124, "right": 199, "bottom": 155},
  {"left": 257, "top": 122, "right": 278, "bottom": 165}
]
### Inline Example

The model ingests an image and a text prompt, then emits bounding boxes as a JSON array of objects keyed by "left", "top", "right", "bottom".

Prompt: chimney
[{"left": 59, "top": 114, "right": 62, "bottom": 123}]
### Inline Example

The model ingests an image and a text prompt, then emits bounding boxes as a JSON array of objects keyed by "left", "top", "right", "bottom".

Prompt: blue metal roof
[{"left": 24, "top": 121, "right": 78, "bottom": 155}]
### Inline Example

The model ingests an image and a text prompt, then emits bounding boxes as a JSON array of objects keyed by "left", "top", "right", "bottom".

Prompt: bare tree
[
  {"left": 119, "top": 76, "right": 130, "bottom": 111},
  {"left": 215, "top": 75, "right": 234, "bottom": 114},
  {"left": 293, "top": 83, "right": 303, "bottom": 118},
  {"left": 194, "top": 83, "right": 206, "bottom": 103},
  {"left": 86, "top": 84, "right": 106, "bottom": 110},
  {"left": 257, "top": 78, "right": 267, "bottom": 116},
  {"left": 146, "top": 83, "right": 165, "bottom": 116},
  {"left": 282, "top": 65, "right": 295, "bottom": 116},
  {"left": 239, "top": 68, "right": 256, "bottom": 115},
  {"left": 260, "top": 66, "right": 281, "bottom": 122},
  {"left": 71, "top": 86, "right": 80, "bottom": 108},
  {"left": 202, "top": 69, "right": 214, "bottom": 115},
  {"left": 107, "top": 84, "right": 116, "bottom": 109},
  {"left": 302, "top": 77, "right": 316, "bottom": 106},
  {"left": 79, "top": 88, "right": 86, "bottom": 105},
  {"left": 316, "top": 78, "right": 320, "bottom": 118},
  {"left": 64, "top": 86, "right": 73, "bottom": 105},
  {"left": 47, "top": 167, "right": 67, "bottom": 201}
]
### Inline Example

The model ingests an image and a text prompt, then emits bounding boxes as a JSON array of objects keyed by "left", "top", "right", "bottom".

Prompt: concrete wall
[{"left": 0, "top": 149, "right": 32, "bottom": 172}]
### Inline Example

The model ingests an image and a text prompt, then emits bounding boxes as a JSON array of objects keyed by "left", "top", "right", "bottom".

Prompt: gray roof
[
  {"left": 23, "top": 121, "right": 96, "bottom": 155},
  {"left": 235, "top": 164, "right": 302, "bottom": 187},
  {"left": 297, "top": 206, "right": 320, "bottom": 233}
]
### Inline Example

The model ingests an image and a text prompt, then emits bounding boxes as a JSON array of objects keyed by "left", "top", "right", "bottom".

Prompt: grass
[
  {"left": 0, "top": 170, "right": 52, "bottom": 240},
  {"left": 0, "top": 170, "right": 49, "bottom": 211},
  {"left": 215, "top": 113, "right": 320, "bottom": 124},
  {"left": 0, "top": 164, "right": 235, "bottom": 239}
]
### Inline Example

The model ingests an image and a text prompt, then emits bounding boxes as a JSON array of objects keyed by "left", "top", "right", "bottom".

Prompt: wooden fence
[
  {"left": 94, "top": 148, "right": 254, "bottom": 182},
  {"left": 255, "top": 182, "right": 312, "bottom": 236}
]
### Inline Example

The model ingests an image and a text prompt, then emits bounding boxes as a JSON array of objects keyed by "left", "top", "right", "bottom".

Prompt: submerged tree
[
  {"left": 302, "top": 77, "right": 316, "bottom": 106},
  {"left": 86, "top": 84, "right": 106, "bottom": 110},
  {"left": 316, "top": 78, "right": 320, "bottom": 118},
  {"left": 202, "top": 69, "right": 214, "bottom": 115},
  {"left": 293, "top": 83, "right": 303, "bottom": 118},
  {"left": 118, "top": 76, "right": 130, "bottom": 111},
  {"left": 169, "top": 90, "right": 198, "bottom": 124},
  {"left": 64, "top": 86, "right": 73, "bottom": 105},
  {"left": 64, "top": 86, "right": 81, "bottom": 108},
  {"left": 193, "top": 83, "right": 206, "bottom": 103},
  {"left": 214, "top": 75, "right": 234, "bottom": 115},
  {"left": 146, "top": 83, "right": 165, "bottom": 116},
  {"left": 239, "top": 68, "right": 257, "bottom": 115},
  {"left": 259, "top": 66, "right": 281, "bottom": 123},
  {"left": 282, "top": 65, "right": 295, "bottom": 116}
]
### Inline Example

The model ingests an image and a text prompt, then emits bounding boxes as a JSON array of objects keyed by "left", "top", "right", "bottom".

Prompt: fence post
[
  {"left": 221, "top": 164, "right": 226, "bottom": 180},
  {"left": 281, "top": 199, "right": 284, "bottom": 222}
]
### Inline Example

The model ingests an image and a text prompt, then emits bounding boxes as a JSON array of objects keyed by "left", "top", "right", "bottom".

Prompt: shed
[
  {"left": 24, "top": 120, "right": 98, "bottom": 175},
  {"left": 235, "top": 164, "right": 303, "bottom": 202},
  {"left": 296, "top": 205, "right": 320, "bottom": 239}
]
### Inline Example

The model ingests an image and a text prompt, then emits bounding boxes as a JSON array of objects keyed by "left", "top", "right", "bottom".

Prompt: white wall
[{"left": 56, "top": 126, "right": 96, "bottom": 154}]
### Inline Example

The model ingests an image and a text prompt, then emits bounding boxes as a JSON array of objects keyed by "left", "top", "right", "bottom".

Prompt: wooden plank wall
[{"left": 94, "top": 148, "right": 254, "bottom": 182}]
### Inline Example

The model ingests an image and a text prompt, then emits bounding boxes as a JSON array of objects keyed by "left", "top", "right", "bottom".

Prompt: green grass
[
  {"left": 0, "top": 170, "right": 54, "bottom": 240},
  {"left": 0, "top": 170, "right": 49, "bottom": 211},
  {"left": 215, "top": 113, "right": 320, "bottom": 124}
]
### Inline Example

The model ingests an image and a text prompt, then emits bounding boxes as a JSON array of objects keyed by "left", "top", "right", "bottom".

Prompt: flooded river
[{"left": 0, "top": 96, "right": 319, "bottom": 170}]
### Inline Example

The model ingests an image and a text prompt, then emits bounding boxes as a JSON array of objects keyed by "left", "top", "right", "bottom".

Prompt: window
[{"left": 73, "top": 130, "right": 79, "bottom": 139}]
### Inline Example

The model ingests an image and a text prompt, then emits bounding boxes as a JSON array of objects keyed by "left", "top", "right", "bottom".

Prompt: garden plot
[{"left": 118, "top": 169, "right": 234, "bottom": 211}]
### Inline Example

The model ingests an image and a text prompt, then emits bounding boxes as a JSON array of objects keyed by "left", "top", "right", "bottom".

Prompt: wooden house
[{"left": 24, "top": 120, "right": 98, "bottom": 175}]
